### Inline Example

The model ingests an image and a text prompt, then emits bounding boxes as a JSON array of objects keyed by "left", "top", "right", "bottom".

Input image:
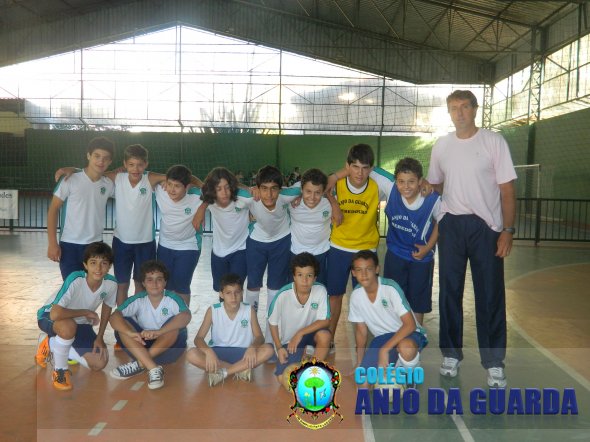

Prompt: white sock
[
  {"left": 398, "top": 353, "right": 420, "bottom": 368},
  {"left": 52, "top": 336, "right": 74, "bottom": 370},
  {"left": 245, "top": 289, "right": 260, "bottom": 311},
  {"left": 221, "top": 368, "right": 228, "bottom": 379},
  {"left": 68, "top": 346, "right": 89, "bottom": 368}
]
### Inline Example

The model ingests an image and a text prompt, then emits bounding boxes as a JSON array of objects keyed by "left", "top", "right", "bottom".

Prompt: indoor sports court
[{"left": 1, "top": 1, "right": 589, "bottom": 441}]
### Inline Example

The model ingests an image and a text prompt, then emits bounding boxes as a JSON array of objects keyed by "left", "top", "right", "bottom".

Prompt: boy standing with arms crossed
[
  {"left": 47, "top": 137, "right": 115, "bottom": 280},
  {"left": 36, "top": 242, "right": 117, "bottom": 391}
]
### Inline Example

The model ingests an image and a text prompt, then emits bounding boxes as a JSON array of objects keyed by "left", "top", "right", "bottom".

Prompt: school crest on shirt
[
  {"left": 322, "top": 211, "right": 330, "bottom": 218},
  {"left": 140, "top": 187, "right": 147, "bottom": 195},
  {"left": 240, "top": 319, "right": 249, "bottom": 328},
  {"left": 161, "top": 308, "right": 169, "bottom": 316},
  {"left": 235, "top": 207, "right": 242, "bottom": 213},
  {"left": 185, "top": 207, "right": 192, "bottom": 215},
  {"left": 311, "top": 302, "right": 319, "bottom": 310},
  {"left": 100, "top": 187, "right": 106, "bottom": 195},
  {"left": 99, "top": 291, "right": 107, "bottom": 300},
  {"left": 381, "top": 299, "right": 388, "bottom": 308}
]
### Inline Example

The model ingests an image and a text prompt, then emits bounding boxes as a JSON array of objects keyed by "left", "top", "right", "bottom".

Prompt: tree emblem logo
[
  {"left": 240, "top": 319, "right": 248, "bottom": 328},
  {"left": 100, "top": 187, "right": 106, "bottom": 195},
  {"left": 161, "top": 308, "right": 169, "bottom": 316},
  {"left": 286, "top": 360, "right": 343, "bottom": 429},
  {"left": 381, "top": 299, "right": 388, "bottom": 308},
  {"left": 185, "top": 208, "right": 192, "bottom": 215},
  {"left": 140, "top": 187, "right": 147, "bottom": 195}
]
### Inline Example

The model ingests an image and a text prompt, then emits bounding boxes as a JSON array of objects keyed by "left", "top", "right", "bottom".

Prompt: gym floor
[{"left": 0, "top": 231, "right": 588, "bottom": 441}]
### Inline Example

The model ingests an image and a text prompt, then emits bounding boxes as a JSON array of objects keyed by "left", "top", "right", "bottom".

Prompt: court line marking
[
  {"left": 112, "top": 399, "right": 128, "bottom": 411},
  {"left": 506, "top": 261, "right": 590, "bottom": 392},
  {"left": 88, "top": 422, "right": 107, "bottom": 436},
  {"left": 345, "top": 320, "right": 375, "bottom": 442},
  {"left": 130, "top": 381, "right": 144, "bottom": 391}
]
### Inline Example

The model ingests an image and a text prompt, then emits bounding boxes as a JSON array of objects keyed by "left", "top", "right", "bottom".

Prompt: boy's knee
[
  {"left": 396, "top": 339, "right": 418, "bottom": 359},
  {"left": 314, "top": 329, "right": 331, "bottom": 345},
  {"left": 54, "top": 319, "right": 77, "bottom": 340}
]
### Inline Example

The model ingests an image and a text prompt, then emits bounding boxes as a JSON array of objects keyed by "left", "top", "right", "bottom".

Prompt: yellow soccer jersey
[{"left": 330, "top": 177, "right": 380, "bottom": 250}]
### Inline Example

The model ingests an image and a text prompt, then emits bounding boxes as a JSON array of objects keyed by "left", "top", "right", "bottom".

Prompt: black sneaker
[{"left": 110, "top": 360, "right": 145, "bottom": 379}]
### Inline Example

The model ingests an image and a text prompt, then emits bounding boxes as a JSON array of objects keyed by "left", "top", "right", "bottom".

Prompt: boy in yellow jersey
[{"left": 326, "top": 144, "right": 391, "bottom": 350}]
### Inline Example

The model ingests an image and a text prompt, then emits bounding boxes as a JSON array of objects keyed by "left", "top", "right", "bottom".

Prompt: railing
[
  {"left": 2, "top": 192, "right": 589, "bottom": 244},
  {"left": 377, "top": 198, "right": 590, "bottom": 244},
  {"left": 0, "top": 190, "right": 213, "bottom": 233}
]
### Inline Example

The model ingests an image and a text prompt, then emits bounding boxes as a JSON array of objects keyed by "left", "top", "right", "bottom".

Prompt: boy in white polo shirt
[
  {"left": 196, "top": 167, "right": 253, "bottom": 293},
  {"left": 244, "top": 165, "right": 300, "bottom": 312},
  {"left": 109, "top": 260, "right": 191, "bottom": 390},
  {"left": 268, "top": 252, "right": 331, "bottom": 389},
  {"left": 47, "top": 137, "right": 115, "bottom": 280},
  {"left": 187, "top": 273, "right": 273, "bottom": 387},
  {"left": 155, "top": 165, "right": 203, "bottom": 307},
  {"left": 288, "top": 168, "right": 335, "bottom": 286},
  {"left": 348, "top": 250, "right": 427, "bottom": 391}
]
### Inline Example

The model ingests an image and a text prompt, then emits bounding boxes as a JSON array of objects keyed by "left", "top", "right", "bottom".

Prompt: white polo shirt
[
  {"left": 37, "top": 271, "right": 117, "bottom": 325},
  {"left": 155, "top": 185, "right": 203, "bottom": 251},
  {"left": 113, "top": 172, "right": 155, "bottom": 244},
  {"left": 249, "top": 187, "right": 301, "bottom": 243},
  {"left": 53, "top": 170, "right": 114, "bottom": 244},
  {"left": 117, "top": 290, "right": 188, "bottom": 330},
  {"left": 289, "top": 197, "right": 332, "bottom": 255},
  {"left": 208, "top": 189, "right": 252, "bottom": 257},
  {"left": 268, "top": 282, "right": 330, "bottom": 345}
]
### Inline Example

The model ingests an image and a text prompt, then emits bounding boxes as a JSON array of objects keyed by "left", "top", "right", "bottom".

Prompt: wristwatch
[{"left": 502, "top": 227, "right": 515, "bottom": 234}]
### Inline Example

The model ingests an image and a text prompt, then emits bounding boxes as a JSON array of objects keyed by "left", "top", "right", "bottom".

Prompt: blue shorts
[
  {"left": 211, "top": 249, "right": 247, "bottom": 292},
  {"left": 274, "top": 330, "right": 329, "bottom": 375},
  {"left": 157, "top": 244, "right": 200, "bottom": 295},
  {"left": 58, "top": 241, "right": 88, "bottom": 281},
  {"left": 383, "top": 250, "right": 434, "bottom": 313},
  {"left": 114, "top": 317, "right": 187, "bottom": 365},
  {"left": 112, "top": 237, "right": 157, "bottom": 284},
  {"left": 359, "top": 331, "right": 428, "bottom": 369},
  {"left": 288, "top": 250, "right": 328, "bottom": 286},
  {"left": 38, "top": 311, "right": 98, "bottom": 356},
  {"left": 246, "top": 235, "right": 291, "bottom": 290},
  {"left": 211, "top": 347, "right": 248, "bottom": 364},
  {"left": 326, "top": 247, "right": 358, "bottom": 296}
]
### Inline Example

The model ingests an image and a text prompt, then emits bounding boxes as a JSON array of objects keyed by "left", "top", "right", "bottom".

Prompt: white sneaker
[
  {"left": 208, "top": 369, "right": 226, "bottom": 387},
  {"left": 234, "top": 368, "right": 251, "bottom": 382},
  {"left": 440, "top": 357, "right": 460, "bottom": 377},
  {"left": 487, "top": 367, "right": 507, "bottom": 388},
  {"left": 147, "top": 366, "right": 164, "bottom": 390}
]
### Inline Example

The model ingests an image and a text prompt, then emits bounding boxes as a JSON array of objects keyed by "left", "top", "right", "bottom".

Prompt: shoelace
[
  {"left": 488, "top": 367, "right": 504, "bottom": 378},
  {"left": 119, "top": 361, "right": 140, "bottom": 376},
  {"left": 55, "top": 369, "right": 68, "bottom": 384},
  {"left": 443, "top": 357, "right": 457, "bottom": 367},
  {"left": 149, "top": 368, "right": 162, "bottom": 382}
]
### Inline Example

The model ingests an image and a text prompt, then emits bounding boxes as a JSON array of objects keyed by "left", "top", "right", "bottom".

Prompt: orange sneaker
[
  {"left": 114, "top": 342, "right": 123, "bottom": 352},
  {"left": 52, "top": 369, "right": 72, "bottom": 391},
  {"left": 35, "top": 336, "right": 50, "bottom": 368}
]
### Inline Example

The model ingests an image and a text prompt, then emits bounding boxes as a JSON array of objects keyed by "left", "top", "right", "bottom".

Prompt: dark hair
[
  {"left": 301, "top": 168, "right": 328, "bottom": 191},
  {"left": 201, "top": 167, "right": 239, "bottom": 204},
  {"left": 166, "top": 165, "right": 192, "bottom": 186},
  {"left": 83, "top": 241, "right": 114, "bottom": 265},
  {"left": 446, "top": 90, "right": 478, "bottom": 108},
  {"left": 140, "top": 260, "right": 169, "bottom": 282},
  {"left": 394, "top": 157, "right": 423, "bottom": 179},
  {"left": 220, "top": 273, "right": 244, "bottom": 292},
  {"left": 124, "top": 144, "right": 148, "bottom": 162},
  {"left": 87, "top": 136, "right": 115, "bottom": 158},
  {"left": 256, "top": 165, "right": 283, "bottom": 187},
  {"left": 290, "top": 252, "right": 320, "bottom": 277},
  {"left": 346, "top": 144, "right": 374, "bottom": 167},
  {"left": 351, "top": 250, "right": 379, "bottom": 268}
]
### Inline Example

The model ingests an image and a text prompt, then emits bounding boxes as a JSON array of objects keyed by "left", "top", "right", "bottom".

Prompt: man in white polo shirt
[{"left": 427, "top": 90, "right": 516, "bottom": 388}]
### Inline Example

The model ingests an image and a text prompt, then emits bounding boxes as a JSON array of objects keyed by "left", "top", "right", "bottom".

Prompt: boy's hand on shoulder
[
  {"left": 290, "top": 196, "right": 301, "bottom": 208},
  {"left": 325, "top": 174, "right": 338, "bottom": 195},
  {"left": 250, "top": 186, "right": 260, "bottom": 201},
  {"left": 277, "top": 347, "right": 289, "bottom": 364},
  {"left": 47, "top": 243, "right": 61, "bottom": 262},
  {"left": 412, "top": 244, "right": 429, "bottom": 260},
  {"left": 85, "top": 311, "right": 100, "bottom": 326},
  {"left": 54, "top": 167, "right": 76, "bottom": 183},
  {"left": 420, "top": 179, "right": 434, "bottom": 196},
  {"left": 243, "top": 347, "right": 257, "bottom": 368}
]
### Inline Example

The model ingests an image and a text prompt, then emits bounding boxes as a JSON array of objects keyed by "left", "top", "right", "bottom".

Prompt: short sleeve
[
  {"left": 347, "top": 290, "right": 365, "bottom": 323},
  {"left": 371, "top": 167, "right": 394, "bottom": 201}
]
